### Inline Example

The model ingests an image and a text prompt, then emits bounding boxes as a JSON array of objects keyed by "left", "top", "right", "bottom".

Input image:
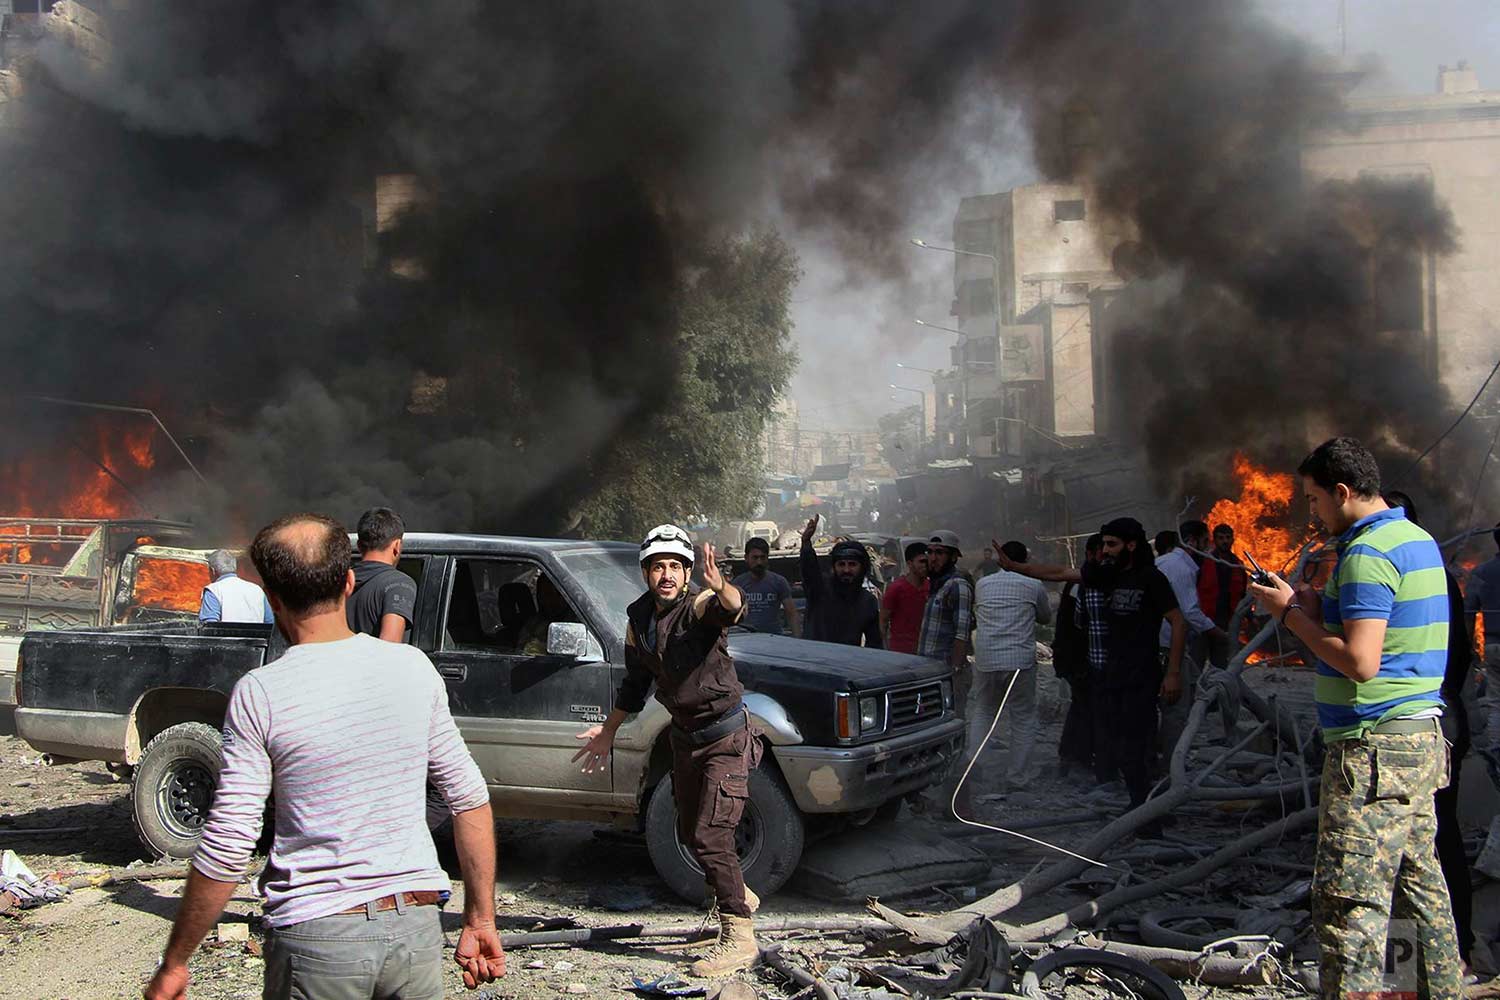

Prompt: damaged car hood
[{"left": 727, "top": 630, "right": 947, "bottom": 692}]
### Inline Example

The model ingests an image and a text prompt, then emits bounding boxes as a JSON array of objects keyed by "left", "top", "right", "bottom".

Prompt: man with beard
[
  {"left": 572, "top": 525, "right": 761, "bottom": 977},
  {"left": 731, "top": 537, "right": 799, "bottom": 636},
  {"left": 1197, "top": 524, "right": 1247, "bottom": 669},
  {"left": 917, "top": 530, "right": 973, "bottom": 669},
  {"left": 880, "top": 540, "right": 929, "bottom": 654},
  {"left": 998, "top": 518, "right": 1186, "bottom": 819},
  {"left": 799, "top": 517, "right": 881, "bottom": 647}
]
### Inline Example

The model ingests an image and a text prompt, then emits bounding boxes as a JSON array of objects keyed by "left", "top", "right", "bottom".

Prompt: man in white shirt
[
  {"left": 969, "top": 540, "right": 1052, "bottom": 803},
  {"left": 1154, "top": 522, "right": 1224, "bottom": 752},
  {"left": 198, "top": 549, "right": 273, "bottom": 625}
]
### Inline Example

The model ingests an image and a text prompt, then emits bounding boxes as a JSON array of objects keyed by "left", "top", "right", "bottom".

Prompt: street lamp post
[
  {"left": 910, "top": 239, "right": 1006, "bottom": 376},
  {"left": 912, "top": 238, "right": 1009, "bottom": 458}
]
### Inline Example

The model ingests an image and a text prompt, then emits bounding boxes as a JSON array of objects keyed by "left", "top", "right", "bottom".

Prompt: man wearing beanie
[{"left": 798, "top": 516, "right": 881, "bottom": 647}]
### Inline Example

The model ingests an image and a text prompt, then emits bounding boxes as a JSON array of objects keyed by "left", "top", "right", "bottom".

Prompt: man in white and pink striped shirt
[{"left": 144, "top": 513, "right": 504, "bottom": 1000}]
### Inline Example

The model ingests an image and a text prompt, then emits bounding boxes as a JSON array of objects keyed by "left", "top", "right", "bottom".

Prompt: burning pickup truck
[
  {"left": 15, "top": 533, "right": 964, "bottom": 902},
  {"left": 0, "top": 517, "right": 222, "bottom": 734}
]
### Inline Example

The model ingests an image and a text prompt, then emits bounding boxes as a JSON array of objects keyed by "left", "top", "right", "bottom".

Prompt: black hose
[{"left": 1020, "top": 947, "right": 1186, "bottom": 1000}]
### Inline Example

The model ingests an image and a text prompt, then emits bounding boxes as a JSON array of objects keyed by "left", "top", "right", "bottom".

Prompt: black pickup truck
[{"left": 15, "top": 534, "right": 963, "bottom": 902}]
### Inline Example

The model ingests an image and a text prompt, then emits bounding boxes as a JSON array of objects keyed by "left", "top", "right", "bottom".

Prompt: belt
[
  {"left": 337, "top": 891, "right": 444, "bottom": 916},
  {"left": 672, "top": 704, "right": 746, "bottom": 746},
  {"left": 1367, "top": 716, "right": 1442, "bottom": 736}
]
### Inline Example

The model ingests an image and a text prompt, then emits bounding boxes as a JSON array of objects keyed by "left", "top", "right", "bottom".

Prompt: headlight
[
  {"left": 859, "top": 695, "right": 883, "bottom": 735},
  {"left": 941, "top": 679, "right": 953, "bottom": 709}
]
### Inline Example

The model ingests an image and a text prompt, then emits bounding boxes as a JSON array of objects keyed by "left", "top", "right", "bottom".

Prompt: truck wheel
[
  {"left": 131, "top": 722, "right": 222, "bottom": 860},
  {"left": 645, "top": 761, "right": 805, "bottom": 906}
]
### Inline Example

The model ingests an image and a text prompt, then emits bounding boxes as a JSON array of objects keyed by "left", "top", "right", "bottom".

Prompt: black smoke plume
[{"left": 0, "top": 1, "right": 1478, "bottom": 537}]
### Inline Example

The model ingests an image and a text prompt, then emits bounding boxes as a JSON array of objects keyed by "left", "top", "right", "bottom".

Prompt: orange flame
[
  {"left": 1205, "top": 453, "right": 1307, "bottom": 574},
  {"left": 0, "top": 420, "right": 158, "bottom": 565},
  {"left": 132, "top": 557, "right": 211, "bottom": 612}
]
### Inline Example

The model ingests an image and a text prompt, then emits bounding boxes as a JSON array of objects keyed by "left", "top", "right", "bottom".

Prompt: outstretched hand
[
  {"left": 572, "top": 725, "right": 613, "bottom": 773},
  {"left": 700, "top": 542, "right": 725, "bottom": 592},
  {"left": 801, "top": 516, "right": 819, "bottom": 542}
]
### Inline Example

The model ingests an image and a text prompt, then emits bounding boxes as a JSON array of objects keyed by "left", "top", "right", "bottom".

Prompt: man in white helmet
[{"left": 572, "top": 525, "right": 761, "bottom": 977}]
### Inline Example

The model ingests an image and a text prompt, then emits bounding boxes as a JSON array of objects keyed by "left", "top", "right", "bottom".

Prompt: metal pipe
[{"left": 22, "top": 395, "right": 210, "bottom": 488}]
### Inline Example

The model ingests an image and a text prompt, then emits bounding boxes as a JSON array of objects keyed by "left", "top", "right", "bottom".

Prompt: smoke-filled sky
[
  {"left": 0, "top": 0, "right": 1493, "bottom": 535},
  {"left": 793, "top": 0, "right": 1500, "bottom": 431}
]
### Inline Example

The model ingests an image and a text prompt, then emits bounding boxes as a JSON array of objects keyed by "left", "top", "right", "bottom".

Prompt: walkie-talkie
[{"left": 1243, "top": 550, "right": 1274, "bottom": 587}]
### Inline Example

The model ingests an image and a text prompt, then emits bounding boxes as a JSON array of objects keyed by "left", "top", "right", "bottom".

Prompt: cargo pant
[
  {"left": 670, "top": 721, "right": 763, "bottom": 918},
  {"left": 1313, "top": 726, "right": 1462, "bottom": 1000}
]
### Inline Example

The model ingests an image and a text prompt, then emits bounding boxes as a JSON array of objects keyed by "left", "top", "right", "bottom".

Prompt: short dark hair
[
  {"left": 356, "top": 507, "right": 405, "bottom": 554},
  {"left": 904, "top": 541, "right": 928, "bottom": 563},
  {"left": 1000, "top": 540, "right": 1028, "bottom": 563},
  {"left": 1493, "top": 521, "right": 1500, "bottom": 552},
  {"left": 1154, "top": 530, "right": 1178, "bottom": 555},
  {"left": 744, "top": 537, "right": 770, "bottom": 555},
  {"left": 1085, "top": 533, "right": 1103, "bottom": 556},
  {"left": 1381, "top": 489, "right": 1418, "bottom": 526},
  {"left": 1297, "top": 437, "right": 1381, "bottom": 499},
  {"left": 251, "top": 514, "right": 352, "bottom": 615},
  {"left": 1213, "top": 523, "right": 1234, "bottom": 537},
  {"left": 1179, "top": 520, "right": 1208, "bottom": 541}
]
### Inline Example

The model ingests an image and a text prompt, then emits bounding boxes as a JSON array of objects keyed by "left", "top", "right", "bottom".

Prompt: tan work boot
[
  {"left": 704, "top": 882, "right": 760, "bottom": 914},
  {"left": 689, "top": 913, "right": 759, "bottom": 977}
]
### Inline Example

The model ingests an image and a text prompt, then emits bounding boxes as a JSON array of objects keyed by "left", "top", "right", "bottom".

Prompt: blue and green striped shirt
[{"left": 1316, "top": 506, "right": 1447, "bottom": 741}]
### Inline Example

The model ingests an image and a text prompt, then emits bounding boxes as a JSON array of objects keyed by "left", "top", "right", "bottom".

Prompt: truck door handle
[{"left": 438, "top": 664, "right": 467, "bottom": 683}]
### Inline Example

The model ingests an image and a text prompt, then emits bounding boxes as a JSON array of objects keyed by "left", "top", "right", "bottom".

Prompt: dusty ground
[{"left": 2, "top": 664, "right": 1496, "bottom": 999}]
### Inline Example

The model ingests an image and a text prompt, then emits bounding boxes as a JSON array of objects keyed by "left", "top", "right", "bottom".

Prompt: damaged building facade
[{"left": 895, "top": 64, "right": 1500, "bottom": 549}]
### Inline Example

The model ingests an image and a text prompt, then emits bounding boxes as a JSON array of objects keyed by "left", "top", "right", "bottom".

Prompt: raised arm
[
  {"left": 799, "top": 519, "right": 826, "bottom": 608},
  {"left": 993, "top": 538, "right": 1080, "bottom": 583}
]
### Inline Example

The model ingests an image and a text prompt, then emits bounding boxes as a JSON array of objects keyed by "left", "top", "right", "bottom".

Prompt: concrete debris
[{"left": 215, "top": 922, "right": 249, "bottom": 944}]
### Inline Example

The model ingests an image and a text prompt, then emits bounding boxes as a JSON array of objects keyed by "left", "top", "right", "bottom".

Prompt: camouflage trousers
[{"left": 1313, "top": 725, "right": 1462, "bottom": 999}]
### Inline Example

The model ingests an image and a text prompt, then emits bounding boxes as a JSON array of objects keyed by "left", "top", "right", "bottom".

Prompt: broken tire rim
[{"left": 1021, "top": 947, "right": 1186, "bottom": 1000}]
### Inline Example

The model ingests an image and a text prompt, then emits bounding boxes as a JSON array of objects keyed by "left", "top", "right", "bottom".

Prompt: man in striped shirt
[
  {"left": 1250, "top": 437, "right": 1459, "bottom": 999},
  {"left": 144, "top": 514, "right": 504, "bottom": 1000}
]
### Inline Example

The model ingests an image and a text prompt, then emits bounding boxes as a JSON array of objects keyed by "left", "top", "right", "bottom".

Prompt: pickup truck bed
[{"left": 15, "top": 534, "right": 963, "bottom": 904}]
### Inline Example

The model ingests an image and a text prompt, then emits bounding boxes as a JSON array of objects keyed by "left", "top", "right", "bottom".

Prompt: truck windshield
[{"left": 557, "top": 548, "right": 642, "bottom": 638}]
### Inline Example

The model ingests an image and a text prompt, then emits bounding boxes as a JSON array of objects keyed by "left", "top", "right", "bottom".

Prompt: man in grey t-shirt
[
  {"left": 730, "top": 537, "right": 799, "bottom": 636},
  {"left": 348, "top": 507, "right": 418, "bottom": 642}
]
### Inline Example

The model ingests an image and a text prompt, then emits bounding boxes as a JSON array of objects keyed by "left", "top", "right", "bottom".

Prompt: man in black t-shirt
[
  {"left": 998, "top": 517, "right": 1186, "bottom": 811},
  {"left": 348, "top": 507, "right": 418, "bottom": 642}
]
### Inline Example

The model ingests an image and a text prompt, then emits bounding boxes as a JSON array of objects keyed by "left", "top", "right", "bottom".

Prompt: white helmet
[{"left": 640, "top": 524, "right": 695, "bottom": 567}]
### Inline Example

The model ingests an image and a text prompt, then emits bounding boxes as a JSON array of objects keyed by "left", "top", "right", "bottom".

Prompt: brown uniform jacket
[{"left": 617, "top": 586, "right": 744, "bottom": 731}]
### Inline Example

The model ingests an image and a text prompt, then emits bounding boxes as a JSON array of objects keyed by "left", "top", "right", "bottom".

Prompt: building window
[
  {"left": 1062, "top": 281, "right": 1090, "bottom": 296},
  {"left": 959, "top": 279, "right": 994, "bottom": 318},
  {"left": 947, "top": 432, "right": 956, "bottom": 446},
  {"left": 1054, "top": 199, "right": 1086, "bottom": 222},
  {"left": 956, "top": 220, "right": 994, "bottom": 256},
  {"left": 1373, "top": 250, "right": 1423, "bottom": 332}
]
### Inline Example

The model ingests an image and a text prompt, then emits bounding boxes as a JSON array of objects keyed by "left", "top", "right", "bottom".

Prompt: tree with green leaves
[{"left": 574, "top": 229, "right": 800, "bottom": 539}]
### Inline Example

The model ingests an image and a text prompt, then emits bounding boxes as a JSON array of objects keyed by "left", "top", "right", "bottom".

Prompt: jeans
[
  {"left": 1480, "top": 644, "right": 1500, "bottom": 750},
  {"left": 966, "top": 667, "right": 1038, "bottom": 790},
  {"left": 262, "top": 900, "right": 445, "bottom": 1000}
]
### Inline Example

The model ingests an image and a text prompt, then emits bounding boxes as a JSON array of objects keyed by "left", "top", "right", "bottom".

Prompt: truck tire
[
  {"left": 131, "top": 721, "right": 222, "bottom": 860},
  {"left": 644, "top": 761, "right": 805, "bottom": 906}
]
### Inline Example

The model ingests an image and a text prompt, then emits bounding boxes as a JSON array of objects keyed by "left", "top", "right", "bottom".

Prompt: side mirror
[{"left": 547, "top": 622, "right": 591, "bottom": 658}]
